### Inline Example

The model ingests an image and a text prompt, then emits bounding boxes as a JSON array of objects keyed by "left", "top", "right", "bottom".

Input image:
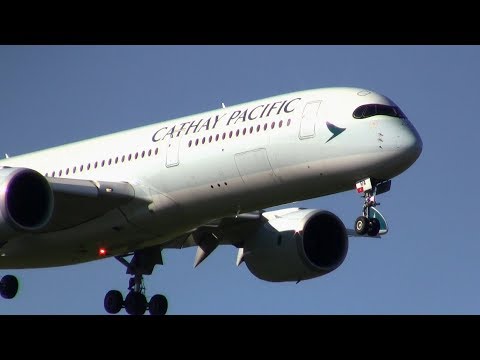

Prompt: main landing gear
[
  {"left": 354, "top": 178, "right": 391, "bottom": 237},
  {"left": 104, "top": 247, "right": 168, "bottom": 315}
]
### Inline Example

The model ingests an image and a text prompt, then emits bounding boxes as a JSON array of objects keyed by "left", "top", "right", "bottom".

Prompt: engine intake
[
  {"left": 303, "top": 211, "right": 347, "bottom": 269},
  {"left": 0, "top": 167, "right": 53, "bottom": 233}
]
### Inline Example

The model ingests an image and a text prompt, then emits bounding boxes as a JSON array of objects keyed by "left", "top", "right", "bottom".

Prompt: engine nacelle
[
  {"left": 243, "top": 209, "right": 348, "bottom": 282},
  {"left": 0, "top": 167, "right": 54, "bottom": 236}
]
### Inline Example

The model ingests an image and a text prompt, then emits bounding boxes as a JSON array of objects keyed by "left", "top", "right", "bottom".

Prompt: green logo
[{"left": 326, "top": 122, "right": 346, "bottom": 143}]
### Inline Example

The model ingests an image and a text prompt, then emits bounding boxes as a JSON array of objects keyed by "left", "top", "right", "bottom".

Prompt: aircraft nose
[{"left": 399, "top": 119, "right": 423, "bottom": 163}]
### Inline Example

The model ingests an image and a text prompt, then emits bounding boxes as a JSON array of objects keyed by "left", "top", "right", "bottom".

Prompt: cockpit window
[{"left": 353, "top": 104, "right": 406, "bottom": 119}]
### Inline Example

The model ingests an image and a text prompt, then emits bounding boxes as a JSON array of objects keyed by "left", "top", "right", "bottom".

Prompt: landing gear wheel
[
  {"left": 104, "top": 290, "right": 124, "bottom": 314},
  {"left": 367, "top": 218, "right": 380, "bottom": 236},
  {"left": 0, "top": 275, "right": 18, "bottom": 299},
  {"left": 355, "top": 216, "right": 368, "bottom": 235},
  {"left": 108, "top": 252, "right": 168, "bottom": 315},
  {"left": 149, "top": 294, "right": 168, "bottom": 315},
  {"left": 125, "top": 291, "right": 147, "bottom": 315}
]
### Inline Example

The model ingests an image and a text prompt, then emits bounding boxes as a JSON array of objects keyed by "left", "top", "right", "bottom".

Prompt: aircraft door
[
  {"left": 166, "top": 133, "right": 182, "bottom": 168},
  {"left": 299, "top": 101, "right": 322, "bottom": 139}
]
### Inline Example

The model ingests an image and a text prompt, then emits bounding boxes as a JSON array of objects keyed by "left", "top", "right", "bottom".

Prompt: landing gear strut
[
  {"left": 354, "top": 178, "right": 391, "bottom": 237},
  {"left": 103, "top": 247, "right": 168, "bottom": 315}
]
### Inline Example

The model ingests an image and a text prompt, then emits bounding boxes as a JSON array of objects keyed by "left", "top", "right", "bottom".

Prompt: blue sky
[{"left": 0, "top": 45, "right": 478, "bottom": 315}]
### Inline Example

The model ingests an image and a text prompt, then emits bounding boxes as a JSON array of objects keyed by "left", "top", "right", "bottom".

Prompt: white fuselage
[{"left": 0, "top": 87, "right": 422, "bottom": 268}]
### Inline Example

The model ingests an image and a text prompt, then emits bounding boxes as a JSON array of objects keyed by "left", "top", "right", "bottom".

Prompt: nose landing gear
[
  {"left": 355, "top": 213, "right": 381, "bottom": 236},
  {"left": 354, "top": 178, "right": 390, "bottom": 237}
]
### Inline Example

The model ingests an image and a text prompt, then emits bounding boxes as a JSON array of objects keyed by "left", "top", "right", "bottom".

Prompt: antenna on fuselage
[
  {"left": 221, "top": 102, "right": 226, "bottom": 109},
  {"left": 4, "top": 154, "right": 9, "bottom": 159}
]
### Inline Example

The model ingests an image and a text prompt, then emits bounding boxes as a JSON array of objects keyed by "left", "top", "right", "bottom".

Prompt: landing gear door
[
  {"left": 376, "top": 180, "right": 391, "bottom": 195},
  {"left": 369, "top": 207, "right": 389, "bottom": 235}
]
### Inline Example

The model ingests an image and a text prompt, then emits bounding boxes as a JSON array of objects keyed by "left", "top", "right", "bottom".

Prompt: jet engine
[
  {"left": 242, "top": 209, "right": 348, "bottom": 282},
  {"left": 0, "top": 167, "right": 53, "bottom": 236}
]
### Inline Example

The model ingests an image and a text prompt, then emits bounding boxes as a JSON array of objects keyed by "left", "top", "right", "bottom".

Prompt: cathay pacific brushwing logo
[{"left": 326, "top": 121, "right": 346, "bottom": 143}]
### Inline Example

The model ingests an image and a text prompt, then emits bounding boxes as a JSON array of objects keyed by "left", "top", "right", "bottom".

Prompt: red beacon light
[{"left": 98, "top": 248, "right": 107, "bottom": 257}]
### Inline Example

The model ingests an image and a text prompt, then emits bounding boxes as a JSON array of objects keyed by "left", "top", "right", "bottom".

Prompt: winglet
[{"left": 236, "top": 248, "right": 244, "bottom": 266}]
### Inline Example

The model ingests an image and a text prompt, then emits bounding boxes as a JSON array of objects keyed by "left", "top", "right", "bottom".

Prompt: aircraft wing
[
  {"left": 161, "top": 211, "right": 264, "bottom": 267},
  {"left": 163, "top": 211, "right": 264, "bottom": 249},
  {"left": 165, "top": 205, "right": 387, "bottom": 248},
  {"left": 44, "top": 177, "right": 138, "bottom": 232},
  {"left": 163, "top": 206, "right": 386, "bottom": 268}
]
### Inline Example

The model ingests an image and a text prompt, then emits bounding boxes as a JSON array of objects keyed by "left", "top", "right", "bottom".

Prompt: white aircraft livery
[{"left": 0, "top": 87, "right": 422, "bottom": 315}]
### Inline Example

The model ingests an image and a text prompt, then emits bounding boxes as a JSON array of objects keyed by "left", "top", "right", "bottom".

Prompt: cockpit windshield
[{"left": 353, "top": 104, "right": 406, "bottom": 119}]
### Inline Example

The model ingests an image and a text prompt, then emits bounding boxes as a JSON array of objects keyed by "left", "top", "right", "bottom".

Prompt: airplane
[{"left": 0, "top": 87, "right": 422, "bottom": 315}]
